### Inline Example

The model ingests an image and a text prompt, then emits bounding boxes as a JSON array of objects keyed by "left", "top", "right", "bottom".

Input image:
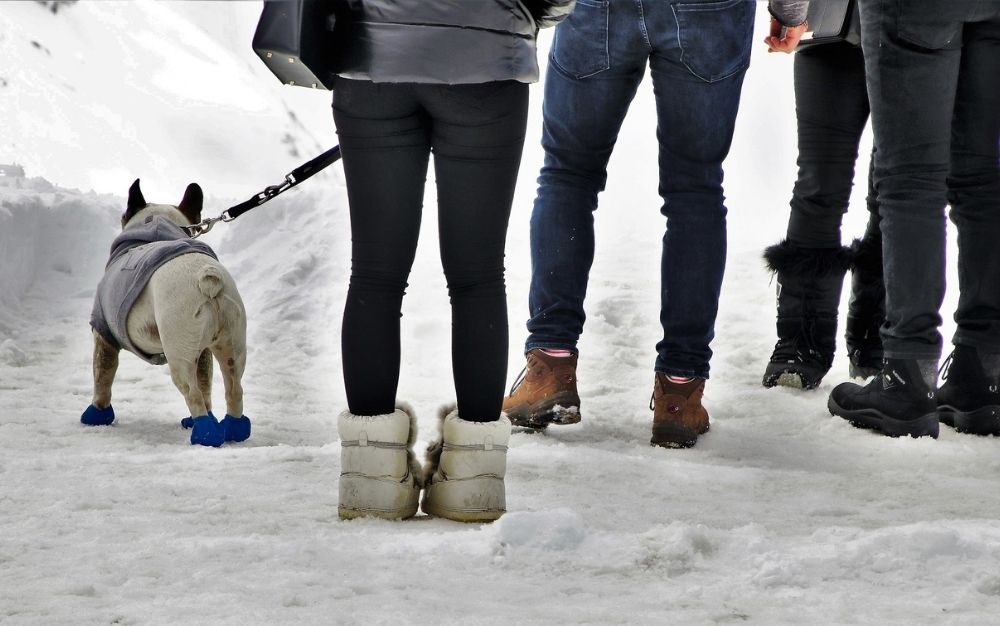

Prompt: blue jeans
[
  {"left": 859, "top": 0, "right": 1000, "bottom": 358},
  {"left": 524, "top": 0, "right": 754, "bottom": 378}
]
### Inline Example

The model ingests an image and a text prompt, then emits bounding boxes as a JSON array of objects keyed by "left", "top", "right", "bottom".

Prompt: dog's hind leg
[
  {"left": 197, "top": 348, "right": 213, "bottom": 414},
  {"left": 213, "top": 340, "right": 250, "bottom": 442},
  {"left": 81, "top": 331, "right": 119, "bottom": 425},
  {"left": 168, "top": 358, "right": 209, "bottom": 420},
  {"left": 212, "top": 342, "right": 245, "bottom": 420},
  {"left": 169, "top": 356, "right": 227, "bottom": 446}
]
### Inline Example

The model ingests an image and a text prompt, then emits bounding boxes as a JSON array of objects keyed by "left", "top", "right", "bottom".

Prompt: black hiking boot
[
  {"left": 762, "top": 241, "right": 851, "bottom": 390},
  {"left": 937, "top": 346, "right": 1000, "bottom": 436},
  {"left": 828, "top": 358, "right": 939, "bottom": 438},
  {"left": 845, "top": 236, "right": 885, "bottom": 379}
]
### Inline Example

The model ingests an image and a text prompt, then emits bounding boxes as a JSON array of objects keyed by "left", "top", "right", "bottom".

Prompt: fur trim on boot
[
  {"left": 763, "top": 240, "right": 853, "bottom": 277},
  {"left": 849, "top": 236, "right": 883, "bottom": 277},
  {"left": 337, "top": 404, "right": 422, "bottom": 520},
  {"left": 422, "top": 406, "right": 511, "bottom": 523}
]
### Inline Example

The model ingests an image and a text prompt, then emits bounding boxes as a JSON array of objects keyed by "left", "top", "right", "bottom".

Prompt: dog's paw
[
  {"left": 221, "top": 414, "right": 252, "bottom": 442},
  {"left": 181, "top": 411, "right": 214, "bottom": 429},
  {"left": 81, "top": 404, "right": 115, "bottom": 426},
  {"left": 190, "top": 414, "right": 226, "bottom": 447}
]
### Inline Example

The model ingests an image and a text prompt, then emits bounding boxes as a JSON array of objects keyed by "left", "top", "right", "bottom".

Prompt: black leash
[{"left": 184, "top": 145, "right": 342, "bottom": 238}]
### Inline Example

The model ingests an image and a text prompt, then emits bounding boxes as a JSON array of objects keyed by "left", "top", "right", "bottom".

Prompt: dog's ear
[
  {"left": 177, "top": 183, "right": 203, "bottom": 225},
  {"left": 123, "top": 178, "right": 147, "bottom": 227}
]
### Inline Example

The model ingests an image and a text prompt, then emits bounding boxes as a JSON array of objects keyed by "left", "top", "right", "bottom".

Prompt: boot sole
[
  {"left": 420, "top": 500, "right": 505, "bottom": 523},
  {"left": 938, "top": 404, "right": 1000, "bottom": 436},
  {"left": 827, "top": 396, "right": 939, "bottom": 438},
  {"left": 762, "top": 368, "right": 823, "bottom": 390},
  {"left": 650, "top": 422, "right": 709, "bottom": 449},
  {"left": 507, "top": 393, "right": 581, "bottom": 429},
  {"left": 338, "top": 504, "right": 418, "bottom": 521},
  {"left": 338, "top": 475, "right": 420, "bottom": 521}
]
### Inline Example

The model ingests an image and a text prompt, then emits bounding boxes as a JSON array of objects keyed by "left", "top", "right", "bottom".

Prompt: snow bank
[{"left": 0, "top": 180, "right": 119, "bottom": 338}]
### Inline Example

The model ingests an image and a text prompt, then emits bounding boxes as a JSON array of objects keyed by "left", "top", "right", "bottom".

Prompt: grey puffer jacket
[
  {"left": 90, "top": 216, "right": 217, "bottom": 365},
  {"left": 332, "top": 0, "right": 575, "bottom": 84}
]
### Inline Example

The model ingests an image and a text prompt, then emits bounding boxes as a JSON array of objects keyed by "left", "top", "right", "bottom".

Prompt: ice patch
[
  {"left": 0, "top": 339, "right": 29, "bottom": 366},
  {"left": 495, "top": 508, "right": 588, "bottom": 552},
  {"left": 976, "top": 576, "right": 1000, "bottom": 597},
  {"left": 634, "top": 523, "right": 719, "bottom": 577}
]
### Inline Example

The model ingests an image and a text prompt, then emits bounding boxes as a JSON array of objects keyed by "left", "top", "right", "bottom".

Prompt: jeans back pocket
[
  {"left": 550, "top": 0, "right": 611, "bottom": 79},
  {"left": 895, "top": 0, "right": 964, "bottom": 50},
  {"left": 673, "top": 0, "right": 754, "bottom": 83}
]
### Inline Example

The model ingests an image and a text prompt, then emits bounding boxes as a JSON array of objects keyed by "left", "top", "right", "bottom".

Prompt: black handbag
[
  {"left": 252, "top": 0, "right": 337, "bottom": 90},
  {"left": 798, "top": 0, "right": 861, "bottom": 47}
]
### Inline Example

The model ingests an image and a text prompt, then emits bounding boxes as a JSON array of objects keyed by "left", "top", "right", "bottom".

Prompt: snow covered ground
[{"left": 1, "top": 2, "right": 998, "bottom": 624}]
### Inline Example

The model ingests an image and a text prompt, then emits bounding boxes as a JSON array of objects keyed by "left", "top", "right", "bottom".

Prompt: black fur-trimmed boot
[
  {"left": 762, "top": 241, "right": 852, "bottom": 390},
  {"left": 846, "top": 235, "right": 885, "bottom": 379}
]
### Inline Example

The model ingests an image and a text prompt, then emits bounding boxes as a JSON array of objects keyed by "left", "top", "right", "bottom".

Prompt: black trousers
[
  {"left": 786, "top": 41, "right": 879, "bottom": 249},
  {"left": 860, "top": 0, "right": 1000, "bottom": 357},
  {"left": 332, "top": 78, "right": 529, "bottom": 421}
]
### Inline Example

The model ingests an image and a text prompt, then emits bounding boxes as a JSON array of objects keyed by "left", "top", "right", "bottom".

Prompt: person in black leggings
[
  {"left": 331, "top": 0, "right": 574, "bottom": 523},
  {"left": 335, "top": 80, "right": 527, "bottom": 422},
  {"left": 762, "top": 36, "right": 885, "bottom": 390}
]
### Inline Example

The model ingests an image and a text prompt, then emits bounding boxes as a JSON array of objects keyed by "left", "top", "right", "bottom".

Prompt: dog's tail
[
  {"left": 194, "top": 265, "right": 243, "bottom": 338},
  {"left": 197, "top": 266, "right": 224, "bottom": 300}
]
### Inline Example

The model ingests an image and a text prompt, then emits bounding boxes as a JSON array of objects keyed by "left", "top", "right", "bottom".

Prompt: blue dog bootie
[
  {"left": 181, "top": 411, "right": 214, "bottom": 430},
  {"left": 190, "top": 414, "right": 226, "bottom": 447},
  {"left": 221, "top": 414, "right": 252, "bottom": 442},
  {"left": 81, "top": 404, "right": 115, "bottom": 426}
]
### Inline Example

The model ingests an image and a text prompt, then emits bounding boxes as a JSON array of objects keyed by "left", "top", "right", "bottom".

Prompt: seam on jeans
[
  {"left": 525, "top": 341, "right": 579, "bottom": 353},
  {"left": 883, "top": 350, "right": 942, "bottom": 360},
  {"left": 655, "top": 367, "right": 709, "bottom": 380},
  {"left": 636, "top": 0, "right": 652, "bottom": 50}
]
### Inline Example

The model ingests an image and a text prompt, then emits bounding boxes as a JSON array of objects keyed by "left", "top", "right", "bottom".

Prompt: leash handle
[{"left": 185, "top": 145, "right": 343, "bottom": 237}]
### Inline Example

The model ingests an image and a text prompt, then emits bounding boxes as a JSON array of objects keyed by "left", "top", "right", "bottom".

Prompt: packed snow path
[
  {"left": 2, "top": 2, "right": 1000, "bottom": 624},
  {"left": 3, "top": 179, "right": 1000, "bottom": 624}
]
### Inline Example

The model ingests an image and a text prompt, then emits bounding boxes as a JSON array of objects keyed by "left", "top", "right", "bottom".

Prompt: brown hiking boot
[
  {"left": 503, "top": 349, "right": 581, "bottom": 428},
  {"left": 651, "top": 373, "right": 710, "bottom": 448}
]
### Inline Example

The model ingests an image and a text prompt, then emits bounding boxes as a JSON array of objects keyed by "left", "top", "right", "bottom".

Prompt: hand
[{"left": 763, "top": 17, "right": 808, "bottom": 53}]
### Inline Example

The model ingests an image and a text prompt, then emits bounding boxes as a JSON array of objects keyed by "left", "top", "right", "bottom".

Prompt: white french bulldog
[{"left": 82, "top": 179, "right": 251, "bottom": 447}]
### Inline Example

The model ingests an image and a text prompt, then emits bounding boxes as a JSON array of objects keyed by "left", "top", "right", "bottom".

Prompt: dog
[{"left": 82, "top": 179, "right": 250, "bottom": 447}]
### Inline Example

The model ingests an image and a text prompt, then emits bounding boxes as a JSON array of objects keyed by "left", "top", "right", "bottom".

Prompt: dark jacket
[
  {"left": 91, "top": 216, "right": 217, "bottom": 365},
  {"left": 332, "top": 0, "right": 575, "bottom": 84}
]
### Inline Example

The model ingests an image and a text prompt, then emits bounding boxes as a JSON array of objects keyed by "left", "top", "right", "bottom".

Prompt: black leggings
[
  {"left": 786, "top": 41, "right": 879, "bottom": 248},
  {"left": 333, "top": 79, "right": 529, "bottom": 421}
]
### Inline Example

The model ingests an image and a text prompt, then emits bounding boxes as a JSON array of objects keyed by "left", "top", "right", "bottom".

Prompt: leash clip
[{"left": 184, "top": 215, "right": 225, "bottom": 239}]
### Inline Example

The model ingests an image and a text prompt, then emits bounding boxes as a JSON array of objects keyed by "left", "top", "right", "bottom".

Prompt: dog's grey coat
[{"left": 90, "top": 216, "right": 217, "bottom": 365}]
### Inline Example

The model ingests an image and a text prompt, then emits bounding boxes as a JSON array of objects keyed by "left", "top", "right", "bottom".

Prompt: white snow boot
[
  {"left": 338, "top": 405, "right": 422, "bottom": 520},
  {"left": 422, "top": 408, "right": 512, "bottom": 523}
]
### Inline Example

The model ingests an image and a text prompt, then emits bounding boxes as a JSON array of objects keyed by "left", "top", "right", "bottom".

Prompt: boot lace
[
  {"left": 938, "top": 350, "right": 955, "bottom": 384},
  {"left": 772, "top": 319, "right": 824, "bottom": 363},
  {"left": 508, "top": 366, "right": 528, "bottom": 397}
]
